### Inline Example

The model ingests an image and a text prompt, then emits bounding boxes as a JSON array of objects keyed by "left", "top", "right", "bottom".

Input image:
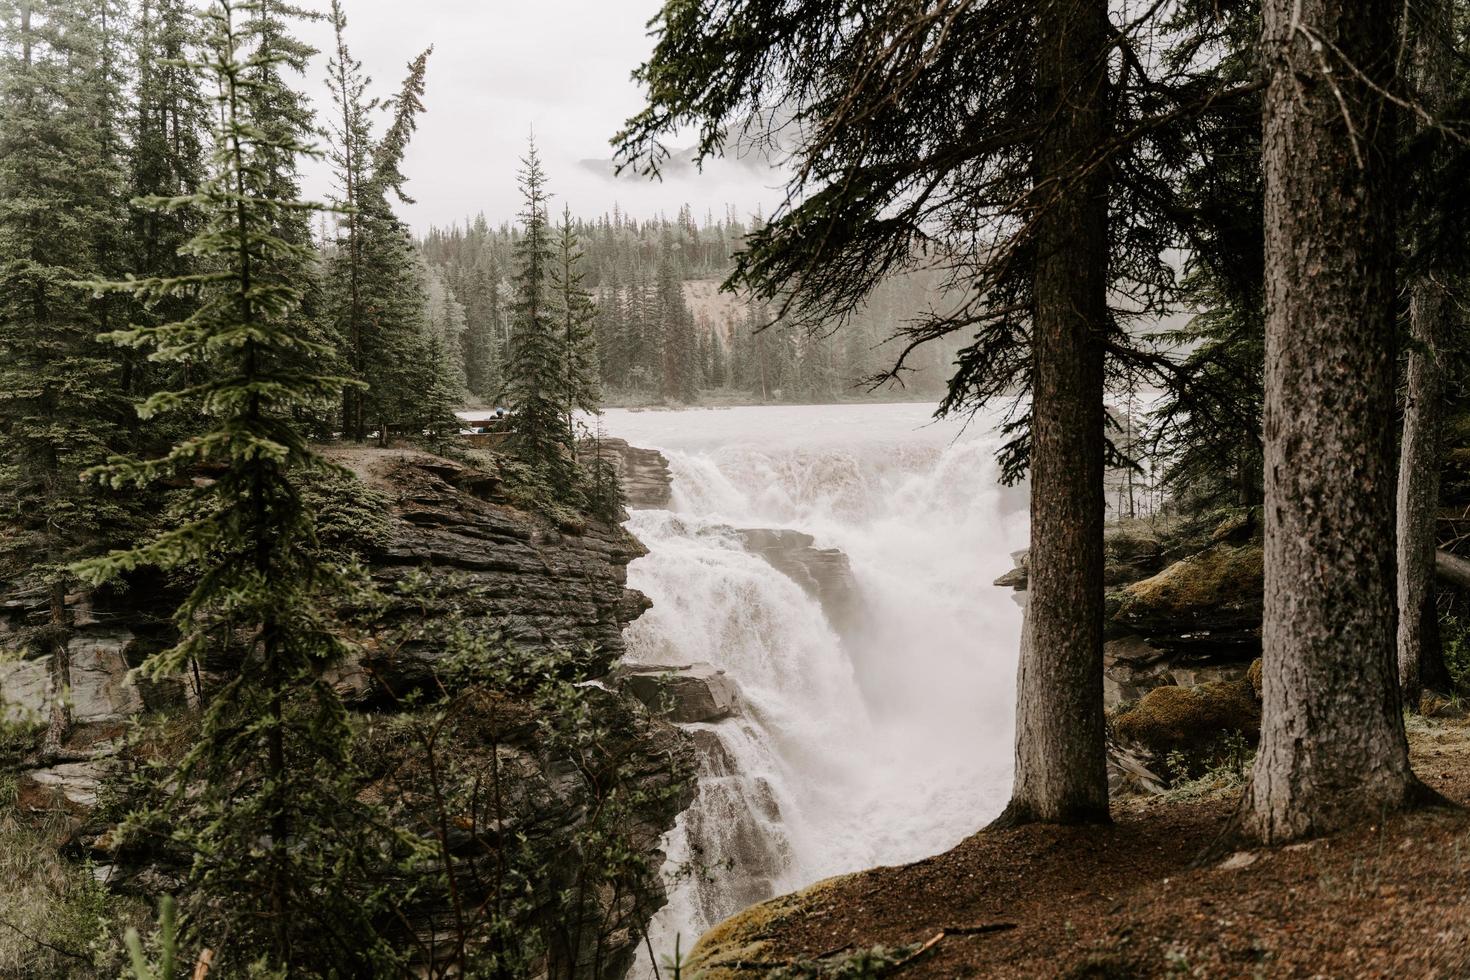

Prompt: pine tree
[
  {"left": 554, "top": 203, "right": 600, "bottom": 447},
  {"left": 358, "top": 44, "right": 448, "bottom": 443},
  {"left": 0, "top": 0, "right": 133, "bottom": 753},
  {"left": 323, "top": 0, "right": 374, "bottom": 439},
  {"left": 323, "top": 8, "right": 442, "bottom": 444},
  {"left": 503, "top": 139, "right": 576, "bottom": 493},
  {"left": 127, "top": 0, "right": 211, "bottom": 425},
  {"left": 77, "top": 2, "right": 395, "bottom": 969}
]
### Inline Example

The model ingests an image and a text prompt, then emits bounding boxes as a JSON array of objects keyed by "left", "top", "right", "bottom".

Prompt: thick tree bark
[
  {"left": 1397, "top": 0, "right": 1454, "bottom": 706},
  {"left": 994, "top": 0, "right": 1110, "bottom": 827},
  {"left": 1246, "top": 0, "right": 1426, "bottom": 843}
]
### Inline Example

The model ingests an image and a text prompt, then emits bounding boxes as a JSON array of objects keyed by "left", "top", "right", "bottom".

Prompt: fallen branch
[
  {"left": 1435, "top": 549, "right": 1470, "bottom": 591},
  {"left": 889, "top": 923, "right": 1017, "bottom": 973},
  {"left": 0, "top": 913, "right": 89, "bottom": 962}
]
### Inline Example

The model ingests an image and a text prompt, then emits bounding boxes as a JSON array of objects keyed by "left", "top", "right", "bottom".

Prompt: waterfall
[{"left": 607, "top": 405, "right": 1028, "bottom": 977}]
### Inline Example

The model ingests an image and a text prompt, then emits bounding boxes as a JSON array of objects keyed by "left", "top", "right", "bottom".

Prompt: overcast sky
[{"left": 294, "top": 0, "right": 785, "bottom": 234}]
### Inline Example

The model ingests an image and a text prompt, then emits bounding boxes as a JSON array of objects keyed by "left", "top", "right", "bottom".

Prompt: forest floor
[{"left": 691, "top": 715, "right": 1470, "bottom": 979}]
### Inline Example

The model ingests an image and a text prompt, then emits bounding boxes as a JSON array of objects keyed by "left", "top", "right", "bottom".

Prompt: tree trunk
[
  {"left": 1245, "top": 0, "right": 1426, "bottom": 843},
  {"left": 993, "top": 0, "right": 1110, "bottom": 827},
  {"left": 1397, "top": 0, "right": 1453, "bottom": 707},
  {"left": 42, "top": 580, "right": 71, "bottom": 755}
]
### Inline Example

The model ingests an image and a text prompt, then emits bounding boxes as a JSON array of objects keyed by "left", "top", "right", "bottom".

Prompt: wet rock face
[
  {"left": 612, "top": 661, "right": 741, "bottom": 723},
  {"left": 736, "top": 528, "right": 863, "bottom": 637},
  {"left": 680, "top": 723, "right": 793, "bottom": 928},
  {"left": 600, "top": 437, "right": 674, "bottom": 510},
  {"left": 355, "top": 455, "right": 651, "bottom": 695}
]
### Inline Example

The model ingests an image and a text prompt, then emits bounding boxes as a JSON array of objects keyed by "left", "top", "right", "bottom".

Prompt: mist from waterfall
[{"left": 605, "top": 404, "right": 1028, "bottom": 977}]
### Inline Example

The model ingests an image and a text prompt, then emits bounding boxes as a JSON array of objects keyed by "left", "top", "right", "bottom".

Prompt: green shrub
[
  {"left": 1443, "top": 611, "right": 1470, "bottom": 690},
  {"left": 0, "top": 814, "right": 147, "bottom": 978}
]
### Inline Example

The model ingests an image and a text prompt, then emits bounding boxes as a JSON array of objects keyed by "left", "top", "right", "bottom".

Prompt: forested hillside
[{"left": 420, "top": 209, "right": 966, "bottom": 406}]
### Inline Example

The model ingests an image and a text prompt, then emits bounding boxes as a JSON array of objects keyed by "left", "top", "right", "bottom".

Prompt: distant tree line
[{"left": 420, "top": 207, "right": 968, "bottom": 406}]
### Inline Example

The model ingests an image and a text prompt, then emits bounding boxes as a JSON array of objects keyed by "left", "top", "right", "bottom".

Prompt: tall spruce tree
[
  {"left": 78, "top": 1, "right": 396, "bottom": 969},
  {"left": 324, "top": 26, "right": 444, "bottom": 444},
  {"left": 554, "top": 203, "right": 600, "bottom": 447},
  {"left": 0, "top": 0, "right": 132, "bottom": 753},
  {"left": 127, "top": 0, "right": 211, "bottom": 425},
  {"left": 323, "top": 0, "right": 373, "bottom": 439},
  {"left": 504, "top": 139, "right": 576, "bottom": 493}
]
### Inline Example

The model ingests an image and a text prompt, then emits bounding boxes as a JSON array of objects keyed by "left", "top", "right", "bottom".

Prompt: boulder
[
  {"left": 0, "top": 657, "right": 50, "bottom": 723},
  {"left": 1102, "top": 636, "right": 1173, "bottom": 708},
  {"left": 993, "top": 565, "right": 1028, "bottom": 590},
  {"left": 1104, "top": 527, "right": 1167, "bottom": 586},
  {"left": 1112, "top": 678, "right": 1259, "bottom": 760},
  {"left": 612, "top": 662, "right": 740, "bottom": 723},
  {"left": 1167, "top": 662, "right": 1251, "bottom": 690},
  {"left": 1210, "top": 508, "right": 1260, "bottom": 544},
  {"left": 66, "top": 631, "right": 143, "bottom": 725},
  {"left": 1, "top": 631, "right": 146, "bottom": 733},
  {"left": 1112, "top": 543, "right": 1263, "bottom": 649}
]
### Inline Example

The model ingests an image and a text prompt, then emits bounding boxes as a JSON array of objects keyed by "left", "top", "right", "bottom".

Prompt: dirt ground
[{"left": 690, "top": 717, "right": 1470, "bottom": 979}]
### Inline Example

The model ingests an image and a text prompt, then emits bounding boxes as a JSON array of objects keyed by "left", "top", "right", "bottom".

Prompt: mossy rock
[
  {"left": 1210, "top": 507, "right": 1260, "bottom": 544},
  {"left": 1112, "top": 678, "right": 1259, "bottom": 758},
  {"left": 1112, "top": 544, "right": 1263, "bottom": 641},
  {"left": 685, "top": 875, "right": 854, "bottom": 978}
]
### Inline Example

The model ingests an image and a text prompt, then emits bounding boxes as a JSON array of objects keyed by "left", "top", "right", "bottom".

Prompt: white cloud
[{"left": 294, "top": 0, "right": 785, "bottom": 231}]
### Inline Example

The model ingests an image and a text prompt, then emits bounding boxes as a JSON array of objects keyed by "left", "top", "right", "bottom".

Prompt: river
[{"left": 602, "top": 403, "right": 1029, "bottom": 977}]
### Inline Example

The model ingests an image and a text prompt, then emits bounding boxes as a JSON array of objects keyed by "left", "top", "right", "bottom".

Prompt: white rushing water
[{"left": 604, "top": 403, "right": 1029, "bottom": 977}]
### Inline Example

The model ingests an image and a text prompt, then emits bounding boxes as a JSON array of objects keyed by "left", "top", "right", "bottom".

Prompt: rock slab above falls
[
  {"left": 736, "top": 527, "right": 863, "bottom": 637},
  {"left": 597, "top": 438, "right": 674, "bottom": 510},
  {"left": 612, "top": 661, "right": 741, "bottom": 723}
]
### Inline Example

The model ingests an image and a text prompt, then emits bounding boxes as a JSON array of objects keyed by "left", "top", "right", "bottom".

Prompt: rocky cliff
[{"left": 1, "top": 447, "right": 694, "bottom": 979}]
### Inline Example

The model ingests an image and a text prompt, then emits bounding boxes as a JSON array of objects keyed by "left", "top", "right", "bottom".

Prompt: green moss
[
  {"left": 1113, "top": 679, "right": 1259, "bottom": 763},
  {"left": 1111, "top": 544, "right": 1263, "bottom": 641},
  {"left": 1120, "top": 544, "right": 1262, "bottom": 619},
  {"left": 686, "top": 876, "right": 855, "bottom": 979}
]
